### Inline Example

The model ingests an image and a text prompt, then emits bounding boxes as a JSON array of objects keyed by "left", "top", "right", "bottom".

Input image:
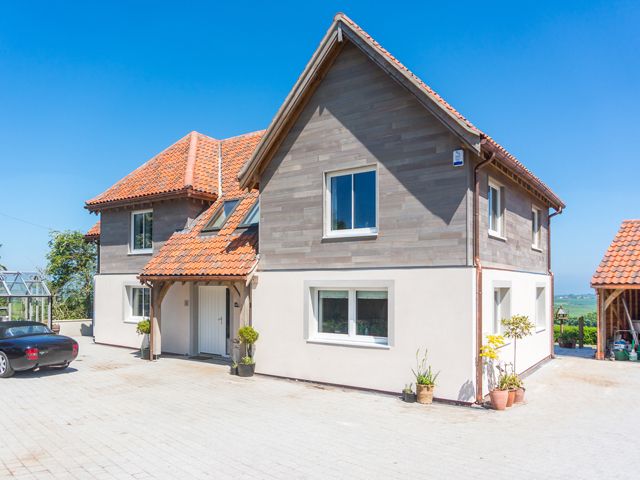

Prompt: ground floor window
[
  {"left": 315, "top": 288, "right": 388, "bottom": 344},
  {"left": 493, "top": 287, "right": 511, "bottom": 333},
  {"left": 129, "top": 286, "right": 150, "bottom": 321},
  {"left": 536, "top": 287, "right": 546, "bottom": 329}
]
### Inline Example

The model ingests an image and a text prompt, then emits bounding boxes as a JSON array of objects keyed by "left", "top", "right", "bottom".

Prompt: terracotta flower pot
[
  {"left": 416, "top": 384, "right": 434, "bottom": 404},
  {"left": 514, "top": 387, "right": 525, "bottom": 404},
  {"left": 489, "top": 389, "right": 509, "bottom": 411},
  {"left": 506, "top": 389, "right": 516, "bottom": 407}
]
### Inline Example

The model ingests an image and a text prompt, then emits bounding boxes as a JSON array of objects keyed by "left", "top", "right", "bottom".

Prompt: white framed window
[
  {"left": 532, "top": 207, "right": 541, "bottom": 249},
  {"left": 325, "top": 166, "right": 377, "bottom": 238},
  {"left": 536, "top": 287, "right": 546, "bottom": 330},
  {"left": 127, "top": 286, "right": 150, "bottom": 323},
  {"left": 203, "top": 199, "right": 240, "bottom": 232},
  {"left": 488, "top": 179, "right": 504, "bottom": 238},
  {"left": 131, "top": 209, "right": 153, "bottom": 253},
  {"left": 310, "top": 286, "right": 389, "bottom": 346},
  {"left": 493, "top": 287, "right": 511, "bottom": 334}
]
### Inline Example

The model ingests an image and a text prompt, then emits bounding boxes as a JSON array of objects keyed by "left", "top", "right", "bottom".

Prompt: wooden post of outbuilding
[
  {"left": 578, "top": 316, "right": 584, "bottom": 349},
  {"left": 596, "top": 289, "right": 605, "bottom": 360}
]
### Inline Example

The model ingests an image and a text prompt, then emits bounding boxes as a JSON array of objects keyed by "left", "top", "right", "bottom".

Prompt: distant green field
[{"left": 554, "top": 293, "right": 596, "bottom": 318}]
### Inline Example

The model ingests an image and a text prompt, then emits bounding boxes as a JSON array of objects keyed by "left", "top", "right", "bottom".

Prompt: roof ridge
[
  {"left": 184, "top": 131, "right": 198, "bottom": 187},
  {"left": 221, "top": 129, "right": 266, "bottom": 142}
]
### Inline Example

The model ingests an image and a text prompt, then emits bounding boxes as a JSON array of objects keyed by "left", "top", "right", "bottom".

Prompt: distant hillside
[{"left": 554, "top": 293, "right": 596, "bottom": 318}]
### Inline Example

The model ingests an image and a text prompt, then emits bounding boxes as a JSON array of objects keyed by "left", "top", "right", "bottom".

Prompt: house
[
  {"left": 591, "top": 220, "right": 640, "bottom": 359},
  {"left": 86, "top": 14, "right": 564, "bottom": 403}
]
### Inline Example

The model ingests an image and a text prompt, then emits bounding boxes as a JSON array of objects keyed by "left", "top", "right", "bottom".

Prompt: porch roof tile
[{"left": 592, "top": 220, "right": 640, "bottom": 287}]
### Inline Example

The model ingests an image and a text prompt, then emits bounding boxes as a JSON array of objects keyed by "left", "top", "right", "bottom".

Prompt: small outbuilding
[
  {"left": 0, "top": 271, "right": 52, "bottom": 326},
  {"left": 591, "top": 220, "right": 640, "bottom": 359}
]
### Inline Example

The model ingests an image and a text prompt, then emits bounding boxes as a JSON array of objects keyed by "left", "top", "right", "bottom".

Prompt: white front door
[{"left": 198, "top": 286, "right": 227, "bottom": 355}]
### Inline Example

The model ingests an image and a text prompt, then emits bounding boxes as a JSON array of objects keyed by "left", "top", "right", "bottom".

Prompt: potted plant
[
  {"left": 237, "top": 325, "right": 259, "bottom": 377},
  {"left": 480, "top": 334, "right": 509, "bottom": 410},
  {"left": 557, "top": 330, "right": 577, "bottom": 348},
  {"left": 229, "top": 360, "right": 238, "bottom": 376},
  {"left": 412, "top": 349, "right": 439, "bottom": 404},
  {"left": 136, "top": 318, "right": 151, "bottom": 360},
  {"left": 501, "top": 315, "right": 534, "bottom": 373},
  {"left": 402, "top": 383, "right": 416, "bottom": 403}
]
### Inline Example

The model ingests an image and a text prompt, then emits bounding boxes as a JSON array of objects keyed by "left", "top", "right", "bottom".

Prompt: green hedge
[{"left": 553, "top": 325, "right": 597, "bottom": 345}]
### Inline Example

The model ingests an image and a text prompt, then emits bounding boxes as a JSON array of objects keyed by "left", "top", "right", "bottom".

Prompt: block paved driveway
[{"left": 1, "top": 337, "right": 639, "bottom": 480}]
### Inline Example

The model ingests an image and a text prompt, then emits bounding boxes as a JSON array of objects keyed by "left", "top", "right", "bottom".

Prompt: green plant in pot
[
  {"left": 402, "top": 383, "right": 416, "bottom": 403},
  {"left": 501, "top": 314, "right": 534, "bottom": 403},
  {"left": 136, "top": 318, "right": 151, "bottom": 360},
  {"left": 237, "top": 325, "right": 259, "bottom": 377},
  {"left": 230, "top": 360, "right": 238, "bottom": 376},
  {"left": 412, "top": 349, "right": 439, "bottom": 404},
  {"left": 557, "top": 330, "right": 578, "bottom": 349}
]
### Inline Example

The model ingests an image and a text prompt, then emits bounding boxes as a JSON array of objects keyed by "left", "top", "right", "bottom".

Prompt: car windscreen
[{"left": 3, "top": 325, "right": 52, "bottom": 338}]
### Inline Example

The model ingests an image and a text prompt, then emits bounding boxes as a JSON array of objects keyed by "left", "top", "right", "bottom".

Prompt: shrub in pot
[
  {"left": 501, "top": 314, "right": 534, "bottom": 374},
  {"left": 229, "top": 361, "right": 238, "bottom": 376},
  {"left": 412, "top": 349, "right": 439, "bottom": 404},
  {"left": 237, "top": 325, "right": 259, "bottom": 378},
  {"left": 237, "top": 356, "right": 255, "bottom": 377},
  {"left": 402, "top": 383, "right": 416, "bottom": 403},
  {"left": 557, "top": 330, "right": 578, "bottom": 348},
  {"left": 136, "top": 319, "right": 151, "bottom": 360}
]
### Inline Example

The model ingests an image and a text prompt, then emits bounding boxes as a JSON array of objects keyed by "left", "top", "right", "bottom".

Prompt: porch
[{"left": 143, "top": 276, "right": 253, "bottom": 361}]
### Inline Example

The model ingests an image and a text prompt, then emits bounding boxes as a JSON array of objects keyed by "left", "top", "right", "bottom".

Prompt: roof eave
[{"left": 85, "top": 188, "right": 217, "bottom": 212}]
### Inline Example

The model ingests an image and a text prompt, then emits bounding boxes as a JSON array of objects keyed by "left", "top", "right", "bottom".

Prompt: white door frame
[{"left": 197, "top": 286, "right": 227, "bottom": 356}]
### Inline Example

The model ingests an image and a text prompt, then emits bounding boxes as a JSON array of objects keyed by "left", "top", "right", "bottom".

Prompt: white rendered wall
[
  {"left": 160, "top": 283, "right": 191, "bottom": 355},
  {"left": 252, "top": 268, "right": 476, "bottom": 402},
  {"left": 481, "top": 268, "right": 552, "bottom": 393},
  {"left": 94, "top": 274, "right": 142, "bottom": 349},
  {"left": 94, "top": 275, "right": 191, "bottom": 354}
]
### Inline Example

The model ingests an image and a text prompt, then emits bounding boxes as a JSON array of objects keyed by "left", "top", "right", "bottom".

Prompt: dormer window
[
  {"left": 131, "top": 209, "right": 153, "bottom": 254},
  {"left": 203, "top": 200, "right": 239, "bottom": 232},
  {"left": 239, "top": 201, "right": 259, "bottom": 227}
]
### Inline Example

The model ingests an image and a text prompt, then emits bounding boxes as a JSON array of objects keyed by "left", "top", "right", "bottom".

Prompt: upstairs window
[
  {"left": 203, "top": 200, "right": 239, "bottom": 232},
  {"left": 488, "top": 179, "right": 504, "bottom": 237},
  {"left": 532, "top": 207, "right": 542, "bottom": 249},
  {"left": 239, "top": 201, "right": 259, "bottom": 227},
  {"left": 131, "top": 209, "right": 153, "bottom": 253},
  {"left": 325, "top": 167, "right": 377, "bottom": 237}
]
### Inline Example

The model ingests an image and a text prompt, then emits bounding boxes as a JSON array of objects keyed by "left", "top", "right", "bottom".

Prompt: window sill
[
  {"left": 322, "top": 232, "right": 378, "bottom": 242},
  {"left": 536, "top": 327, "right": 546, "bottom": 334},
  {"left": 488, "top": 232, "right": 507, "bottom": 242},
  {"left": 128, "top": 250, "right": 153, "bottom": 256},
  {"left": 307, "top": 338, "right": 390, "bottom": 350},
  {"left": 531, "top": 246, "right": 543, "bottom": 253},
  {"left": 124, "top": 318, "right": 143, "bottom": 325}
]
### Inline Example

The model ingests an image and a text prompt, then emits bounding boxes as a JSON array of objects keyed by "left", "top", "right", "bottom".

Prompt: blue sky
[{"left": 1, "top": 1, "right": 638, "bottom": 293}]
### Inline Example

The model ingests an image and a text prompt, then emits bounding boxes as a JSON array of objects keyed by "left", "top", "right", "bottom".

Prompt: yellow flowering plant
[{"left": 479, "top": 334, "right": 505, "bottom": 361}]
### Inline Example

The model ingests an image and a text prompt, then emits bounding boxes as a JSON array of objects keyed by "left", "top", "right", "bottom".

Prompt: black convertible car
[{"left": 0, "top": 321, "right": 78, "bottom": 378}]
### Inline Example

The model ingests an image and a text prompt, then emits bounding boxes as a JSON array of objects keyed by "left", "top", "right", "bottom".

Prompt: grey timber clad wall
[
  {"left": 258, "top": 42, "right": 471, "bottom": 270},
  {"left": 100, "top": 198, "right": 206, "bottom": 274},
  {"left": 478, "top": 167, "right": 548, "bottom": 273}
]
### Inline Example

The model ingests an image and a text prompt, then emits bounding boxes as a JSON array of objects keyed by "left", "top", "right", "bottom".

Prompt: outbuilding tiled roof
[
  {"left": 592, "top": 220, "right": 640, "bottom": 287},
  {"left": 86, "top": 131, "right": 220, "bottom": 210},
  {"left": 139, "top": 131, "right": 264, "bottom": 279}
]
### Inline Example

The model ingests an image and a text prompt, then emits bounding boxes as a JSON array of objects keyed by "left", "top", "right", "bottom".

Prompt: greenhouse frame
[{"left": 0, "top": 272, "right": 52, "bottom": 326}]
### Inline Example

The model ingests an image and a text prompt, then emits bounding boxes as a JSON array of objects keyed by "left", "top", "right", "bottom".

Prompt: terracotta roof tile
[
  {"left": 139, "top": 131, "right": 264, "bottom": 279},
  {"left": 592, "top": 220, "right": 640, "bottom": 287},
  {"left": 84, "top": 220, "right": 100, "bottom": 240},
  {"left": 86, "top": 132, "right": 220, "bottom": 210}
]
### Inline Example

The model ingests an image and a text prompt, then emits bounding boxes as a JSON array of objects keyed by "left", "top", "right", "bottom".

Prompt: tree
[
  {"left": 46, "top": 231, "right": 96, "bottom": 319},
  {"left": 501, "top": 315, "right": 535, "bottom": 372}
]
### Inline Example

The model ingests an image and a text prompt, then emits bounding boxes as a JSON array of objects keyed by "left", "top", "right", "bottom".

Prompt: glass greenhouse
[{"left": 0, "top": 272, "right": 52, "bottom": 325}]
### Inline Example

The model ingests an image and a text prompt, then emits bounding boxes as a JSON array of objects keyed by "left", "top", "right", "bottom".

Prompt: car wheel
[{"left": 0, "top": 352, "right": 15, "bottom": 378}]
